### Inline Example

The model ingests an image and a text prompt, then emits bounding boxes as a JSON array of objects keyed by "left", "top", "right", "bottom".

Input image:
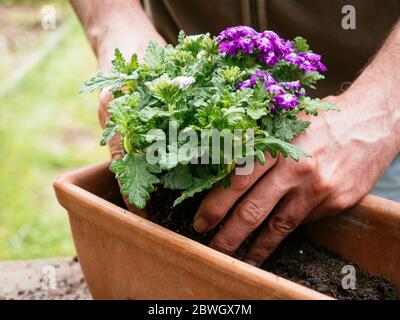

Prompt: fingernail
[
  {"left": 193, "top": 217, "right": 208, "bottom": 233},
  {"left": 244, "top": 259, "right": 258, "bottom": 267}
]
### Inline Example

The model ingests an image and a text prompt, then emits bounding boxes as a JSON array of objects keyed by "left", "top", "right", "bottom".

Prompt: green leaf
[
  {"left": 261, "top": 115, "right": 274, "bottom": 133},
  {"left": 110, "top": 154, "right": 160, "bottom": 209},
  {"left": 226, "top": 88, "right": 253, "bottom": 108},
  {"left": 100, "top": 95, "right": 137, "bottom": 145},
  {"left": 254, "top": 135, "right": 309, "bottom": 161},
  {"left": 111, "top": 49, "right": 126, "bottom": 72},
  {"left": 273, "top": 116, "right": 310, "bottom": 142},
  {"left": 219, "top": 66, "right": 244, "bottom": 84},
  {"left": 108, "top": 96, "right": 132, "bottom": 122},
  {"left": 222, "top": 107, "right": 245, "bottom": 126},
  {"left": 130, "top": 54, "right": 139, "bottom": 71},
  {"left": 173, "top": 172, "right": 226, "bottom": 207},
  {"left": 293, "top": 36, "right": 310, "bottom": 52},
  {"left": 144, "top": 41, "right": 165, "bottom": 69},
  {"left": 218, "top": 174, "right": 232, "bottom": 189},
  {"left": 163, "top": 164, "right": 193, "bottom": 190},
  {"left": 111, "top": 49, "right": 139, "bottom": 74},
  {"left": 299, "top": 97, "right": 339, "bottom": 116},
  {"left": 79, "top": 72, "right": 138, "bottom": 93},
  {"left": 300, "top": 72, "right": 325, "bottom": 90},
  {"left": 255, "top": 149, "right": 266, "bottom": 165},
  {"left": 138, "top": 106, "right": 158, "bottom": 122},
  {"left": 247, "top": 107, "right": 267, "bottom": 120},
  {"left": 144, "top": 129, "right": 165, "bottom": 143},
  {"left": 177, "top": 30, "right": 186, "bottom": 44},
  {"left": 149, "top": 81, "right": 181, "bottom": 105},
  {"left": 100, "top": 121, "right": 118, "bottom": 146}
]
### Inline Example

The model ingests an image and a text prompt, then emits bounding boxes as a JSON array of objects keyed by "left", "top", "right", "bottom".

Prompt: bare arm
[
  {"left": 344, "top": 21, "right": 400, "bottom": 146},
  {"left": 70, "top": 0, "right": 165, "bottom": 71},
  {"left": 195, "top": 21, "right": 400, "bottom": 266}
]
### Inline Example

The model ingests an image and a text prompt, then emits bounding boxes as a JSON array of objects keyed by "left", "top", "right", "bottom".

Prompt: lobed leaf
[
  {"left": 254, "top": 135, "right": 309, "bottom": 162},
  {"left": 110, "top": 153, "right": 161, "bottom": 209}
]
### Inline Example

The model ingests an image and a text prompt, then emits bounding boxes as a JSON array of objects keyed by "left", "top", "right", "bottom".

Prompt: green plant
[{"left": 81, "top": 27, "right": 336, "bottom": 209}]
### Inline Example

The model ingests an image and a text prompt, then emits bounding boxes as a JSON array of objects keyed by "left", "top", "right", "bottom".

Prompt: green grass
[{"left": 0, "top": 19, "right": 108, "bottom": 259}]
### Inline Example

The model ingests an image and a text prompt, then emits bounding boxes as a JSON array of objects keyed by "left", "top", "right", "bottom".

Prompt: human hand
[{"left": 193, "top": 93, "right": 399, "bottom": 266}]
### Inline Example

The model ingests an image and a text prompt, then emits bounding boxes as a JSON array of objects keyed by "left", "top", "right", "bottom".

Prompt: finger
[
  {"left": 244, "top": 191, "right": 316, "bottom": 266},
  {"left": 108, "top": 135, "right": 124, "bottom": 160},
  {"left": 208, "top": 168, "right": 290, "bottom": 255},
  {"left": 98, "top": 89, "right": 124, "bottom": 159},
  {"left": 124, "top": 194, "right": 149, "bottom": 219},
  {"left": 304, "top": 196, "right": 349, "bottom": 222},
  {"left": 193, "top": 155, "right": 278, "bottom": 233},
  {"left": 98, "top": 89, "right": 114, "bottom": 128}
]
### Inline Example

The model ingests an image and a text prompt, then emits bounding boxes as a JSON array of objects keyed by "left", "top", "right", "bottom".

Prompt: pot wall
[{"left": 54, "top": 162, "right": 400, "bottom": 299}]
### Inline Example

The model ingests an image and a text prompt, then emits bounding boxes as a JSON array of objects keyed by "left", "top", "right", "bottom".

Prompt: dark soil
[{"left": 149, "top": 187, "right": 399, "bottom": 300}]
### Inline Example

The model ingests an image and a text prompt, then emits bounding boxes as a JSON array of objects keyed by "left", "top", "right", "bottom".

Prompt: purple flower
[
  {"left": 284, "top": 52, "right": 327, "bottom": 72},
  {"left": 236, "top": 71, "right": 307, "bottom": 107},
  {"left": 251, "top": 70, "right": 276, "bottom": 85},
  {"left": 170, "top": 76, "right": 196, "bottom": 89},
  {"left": 217, "top": 26, "right": 259, "bottom": 56},
  {"left": 279, "top": 80, "right": 305, "bottom": 96},
  {"left": 256, "top": 31, "right": 293, "bottom": 66},
  {"left": 273, "top": 93, "right": 300, "bottom": 110},
  {"left": 236, "top": 79, "right": 253, "bottom": 89},
  {"left": 216, "top": 26, "right": 258, "bottom": 42},
  {"left": 299, "top": 52, "right": 328, "bottom": 72},
  {"left": 263, "top": 31, "right": 292, "bottom": 54},
  {"left": 216, "top": 26, "right": 294, "bottom": 68},
  {"left": 237, "top": 37, "right": 255, "bottom": 54},
  {"left": 266, "top": 84, "right": 285, "bottom": 95},
  {"left": 236, "top": 70, "right": 276, "bottom": 89},
  {"left": 216, "top": 26, "right": 328, "bottom": 72},
  {"left": 260, "top": 51, "right": 279, "bottom": 66},
  {"left": 254, "top": 36, "right": 273, "bottom": 52},
  {"left": 285, "top": 52, "right": 302, "bottom": 65},
  {"left": 280, "top": 80, "right": 300, "bottom": 91},
  {"left": 218, "top": 40, "right": 240, "bottom": 56}
]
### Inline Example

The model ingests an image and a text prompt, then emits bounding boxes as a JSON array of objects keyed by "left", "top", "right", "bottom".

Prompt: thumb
[{"left": 98, "top": 88, "right": 114, "bottom": 129}]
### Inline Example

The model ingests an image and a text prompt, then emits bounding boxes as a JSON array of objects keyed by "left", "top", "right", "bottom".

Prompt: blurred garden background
[{"left": 0, "top": 0, "right": 108, "bottom": 259}]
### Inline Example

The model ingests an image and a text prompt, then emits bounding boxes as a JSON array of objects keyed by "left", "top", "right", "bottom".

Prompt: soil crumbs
[
  {"left": 0, "top": 257, "right": 90, "bottom": 300},
  {"left": 149, "top": 188, "right": 399, "bottom": 300}
]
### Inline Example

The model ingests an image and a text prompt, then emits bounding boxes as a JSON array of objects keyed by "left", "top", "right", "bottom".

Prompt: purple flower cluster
[
  {"left": 285, "top": 52, "right": 327, "bottom": 72},
  {"left": 236, "top": 70, "right": 275, "bottom": 89},
  {"left": 280, "top": 80, "right": 304, "bottom": 96},
  {"left": 216, "top": 26, "right": 328, "bottom": 111},
  {"left": 216, "top": 26, "right": 327, "bottom": 72},
  {"left": 236, "top": 70, "right": 302, "bottom": 111},
  {"left": 273, "top": 94, "right": 299, "bottom": 111},
  {"left": 216, "top": 26, "right": 258, "bottom": 56}
]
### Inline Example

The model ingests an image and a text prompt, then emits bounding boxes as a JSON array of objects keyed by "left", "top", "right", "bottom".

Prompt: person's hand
[{"left": 193, "top": 92, "right": 399, "bottom": 266}]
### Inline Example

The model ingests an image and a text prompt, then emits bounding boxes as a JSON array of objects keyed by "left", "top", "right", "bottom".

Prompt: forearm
[
  {"left": 343, "top": 21, "right": 400, "bottom": 151},
  {"left": 70, "top": 0, "right": 165, "bottom": 70}
]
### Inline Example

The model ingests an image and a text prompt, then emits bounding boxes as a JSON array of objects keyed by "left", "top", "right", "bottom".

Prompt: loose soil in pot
[{"left": 148, "top": 187, "right": 399, "bottom": 300}]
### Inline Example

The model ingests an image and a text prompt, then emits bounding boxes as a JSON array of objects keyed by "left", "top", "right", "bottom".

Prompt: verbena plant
[{"left": 81, "top": 26, "right": 336, "bottom": 209}]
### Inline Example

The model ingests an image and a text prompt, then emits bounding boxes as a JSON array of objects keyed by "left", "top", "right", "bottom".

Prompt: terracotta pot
[{"left": 53, "top": 161, "right": 400, "bottom": 300}]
